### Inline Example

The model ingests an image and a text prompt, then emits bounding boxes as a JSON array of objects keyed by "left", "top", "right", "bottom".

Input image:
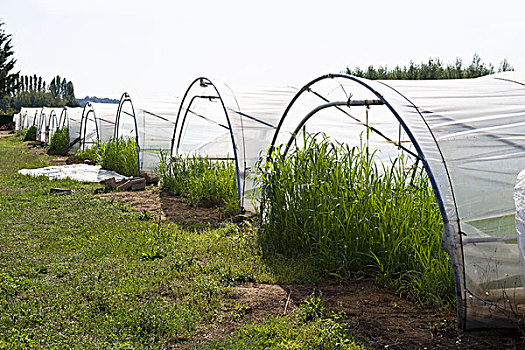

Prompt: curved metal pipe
[
  {"left": 171, "top": 77, "right": 244, "bottom": 212},
  {"left": 115, "top": 92, "right": 141, "bottom": 174},
  {"left": 79, "top": 103, "right": 100, "bottom": 150}
]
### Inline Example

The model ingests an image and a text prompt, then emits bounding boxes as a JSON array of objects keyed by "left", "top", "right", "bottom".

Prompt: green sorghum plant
[
  {"left": 256, "top": 133, "right": 454, "bottom": 307},
  {"left": 48, "top": 127, "right": 69, "bottom": 155},
  {"left": 157, "top": 152, "right": 238, "bottom": 215}
]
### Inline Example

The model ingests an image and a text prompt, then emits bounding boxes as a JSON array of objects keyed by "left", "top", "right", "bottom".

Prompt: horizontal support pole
[{"left": 463, "top": 235, "right": 517, "bottom": 244}]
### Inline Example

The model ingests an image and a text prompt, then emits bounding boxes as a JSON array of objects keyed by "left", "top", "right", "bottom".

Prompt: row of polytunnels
[{"left": 13, "top": 71, "right": 525, "bottom": 330}]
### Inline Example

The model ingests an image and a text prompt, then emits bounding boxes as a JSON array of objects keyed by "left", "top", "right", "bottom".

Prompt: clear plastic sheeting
[
  {"left": 79, "top": 102, "right": 118, "bottom": 149},
  {"left": 270, "top": 72, "right": 525, "bottom": 329},
  {"left": 58, "top": 107, "right": 83, "bottom": 149},
  {"left": 115, "top": 93, "right": 180, "bottom": 172},
  {"left": 171, "top": 77, "right": 297, "bottom": 211},
  {"left": 19, "top": 107, "right": 41, "bottom": 129},
  {"left": 30, "top": 107, "right": 63, "bottom": 144}
]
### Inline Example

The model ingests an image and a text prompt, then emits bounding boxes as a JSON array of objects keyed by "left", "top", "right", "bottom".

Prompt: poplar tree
[{"left": 0, "top": 22, "right": 19, "bottom": 98}]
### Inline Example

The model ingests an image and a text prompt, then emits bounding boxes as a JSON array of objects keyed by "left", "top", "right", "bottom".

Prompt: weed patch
[{"left": 157, "top": 152, "right": 238, "bottom": 216}]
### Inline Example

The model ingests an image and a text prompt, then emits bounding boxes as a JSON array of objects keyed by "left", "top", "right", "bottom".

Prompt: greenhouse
[
  {"left": 8, "top": 71, "right": 525, "bottom": 330},
  {"left": 170, "top": 77, "right": 296, "bottom": 211},
  {"left": 17, "top": 107, "right": 40, "bottom": 129},
  {"left": 58, "top": 106, "right": 83, "bottom": 148},
  {"left": 268, "top": 71, "right": 525, "bottom": 329},
  {"left": 79, "top": 102, "right": 118, "bottom": 150},
  {"left": 35, "top": 107, "right": 47, "bottom": 142},
  {"left": 114, "top": 92, "right": 180, "bottom": 172}
]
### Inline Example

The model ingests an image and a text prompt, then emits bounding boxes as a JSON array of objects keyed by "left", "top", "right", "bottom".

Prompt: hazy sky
[{"left": 2, "top": 0, "right": 524, "bottom": 98}]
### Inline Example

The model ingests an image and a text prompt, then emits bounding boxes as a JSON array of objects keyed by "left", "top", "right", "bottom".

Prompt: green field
[{"left": 0, "top": 134, "right": 365, "bottom": 349}]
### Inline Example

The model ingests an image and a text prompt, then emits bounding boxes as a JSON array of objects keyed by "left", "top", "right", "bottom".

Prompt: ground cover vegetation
[
  {"left": 74, "top": 136, "right": 139, "bottom": 177},
  {"left": 158, "top": 152, "right": 238, "bottom": 216},
  {"left": 0, "top": 134, "right": 373, "bottom": 349},
  {"left": 256, "top": 134, "right": 454, "bottom": 307}
]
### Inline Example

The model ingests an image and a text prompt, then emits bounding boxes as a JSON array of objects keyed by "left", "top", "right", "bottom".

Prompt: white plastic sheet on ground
[{"left": 18, "top": 164, "right": 129, "bottom": 182}]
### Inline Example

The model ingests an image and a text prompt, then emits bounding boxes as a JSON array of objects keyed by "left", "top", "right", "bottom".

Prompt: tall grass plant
[
  {"left": 101, "top": 136, "right": 138, "bottom": 177},
  {"left": 73, "top": 137, "right": 138, "bottom": 177},
  {"left": 256, "top": 133, "right": 454, "bottom": 306},
  {"left": 48, "top": 127, "right": 69, "bottom": 155},
  {"left": 23, "top": 125, "right": 36, "bottom": 141},
  {"left": 158, "top": 152, "right": 238, "bottom": 215}
]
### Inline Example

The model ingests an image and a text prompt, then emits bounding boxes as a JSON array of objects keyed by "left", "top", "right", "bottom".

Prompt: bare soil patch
[
  {"left": 98, "top": 187, "right": 165, "bottom": 219},
  {"left": 160, "top": 192, "right": 233, "bottom": 229},
  {"left": 284, "top": 280, "right": 523, "bottom": 349},
  {"left": 173, "top": 283, "right": 298, "bottom": 348},
  {"left": 95, "top": 188, "right": 231, "bottom": 229}
]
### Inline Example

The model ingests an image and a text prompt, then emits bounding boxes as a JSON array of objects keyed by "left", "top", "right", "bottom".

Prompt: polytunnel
[
  {"left": 32, "top": 107, "right": 62, "bottom": 144},
  {"left": 114, "top": 93, "right": 180, "bottom": 172},
  {"left": 170, "top": 77, "right": 297, "bottom": 212},
  {"left": 20, "top": 107, "right": 41, "bottom": 129},
  {"left": 35, "top": 108, "right": 46, "bottom": 142},
  {"left": 79, "top": 102, "right": 118, "bottom": 150},
  {"left": 269, "top": 72, "right": 525, "bottom": 329},
  {"left": 45, "top": 108, "right": 62, "bottom": 143},
  {"left": 12, "top": 111, "right": 21, "bottom": 130},
  {"left": 58, "top": 106, "right": 83, "bottom": 148}
]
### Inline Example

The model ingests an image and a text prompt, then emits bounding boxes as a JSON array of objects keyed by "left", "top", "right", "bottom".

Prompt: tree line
[
  {"left": 16, "top": 74, "right": 76, "bottom": 101},
  {"left": 344, "top": 54, "right": 514, "bottom": 80},
  {"left": 0, "top": 22, "right": 79, "bottom": 116}
]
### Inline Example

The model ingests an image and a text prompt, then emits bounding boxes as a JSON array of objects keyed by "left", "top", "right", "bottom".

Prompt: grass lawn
[{"left": 0, "top": 134, "right": 365, "bottom": 349}]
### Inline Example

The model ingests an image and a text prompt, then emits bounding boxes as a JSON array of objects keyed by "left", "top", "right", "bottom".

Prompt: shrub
[
  {"left": 256, "top": 133, "right": 454, "bottom": 306},
  {"left": 23, "top": 126, "right": 36, "bottom": 141},
  {"left": 158, "top": 152, "right": 238, "bottom": 215},
  {"left": 48, "top": 127, "right": 69, "bottom": 155}
]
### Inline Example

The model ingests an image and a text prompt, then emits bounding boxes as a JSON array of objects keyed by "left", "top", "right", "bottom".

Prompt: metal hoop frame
[
  {"left": 171, "top": 77, "right": 244, "bottom": 213},
  {"left": 115, "top": 92, "right": 141, "bottom": 175},
  {"left": 79, "top": 102, "right": 100, "bottom": 150},
  {"left": 268, "top": 73, "right": 466, "bottom": 328}
]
